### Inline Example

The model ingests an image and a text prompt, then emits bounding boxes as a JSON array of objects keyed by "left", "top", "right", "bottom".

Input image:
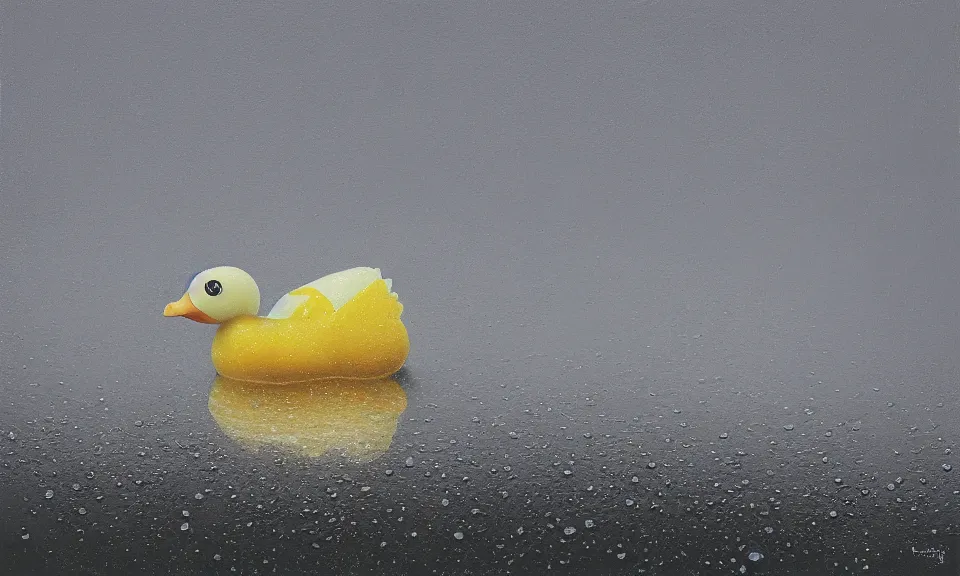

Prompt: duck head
[{"left": 163, "top": 266, "right": 261, "bottom": 323}]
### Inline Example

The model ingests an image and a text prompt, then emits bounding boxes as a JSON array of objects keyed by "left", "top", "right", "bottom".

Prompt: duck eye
[{"left": 204, "top": 280, "right": 223, "bottom": 296}]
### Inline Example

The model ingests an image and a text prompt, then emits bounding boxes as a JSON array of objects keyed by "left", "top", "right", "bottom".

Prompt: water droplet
[
  {"left": 673, "top": 409, "right": 681, "bottom": 414},
  {"left": 618, "top": 553, "right": 627, "bottom": 560},
  {"left": 134, "top": 420, "right": 143, "bottom": 427},
  {"left": 214, "top": 554, "right": 222, "bottom": 561},
  {"left": 71, "top": 484, "right": 80, "bottom": 491},
  {"left": 563, "top": 470, "right": 573, "bottom": 476},
  {"left": 405, "top": 457, "right": 414, "bottom": 468},
  {"left": 508, "top": 432, "right": 518, "bottom": 439},
  {"left": 181, "top": 522, "right": 189, "bottom": 531},
  {"left": 182, "top": 510, "right": 190, "bottom": 517},
  {"left": 631, "top": 476, "right": 639, "bottom": 483},
  {"left": 584, "top": 520, "right": 594, "bottom": 528},
  {"left": 78, "top": 508, "right": 87, "bottom": 515},
  {"left": 943, "top": 464, "right": 953, "bottom": 472},
  {"left": 783, "top": 424, "right": 795, "bottom": 431},
  {"left": 194, "top": 493, "right": 203, "bottom": 500},
  {"left": 834, "top": 478, "right": 842, "bottom": 484},
  {"left": 719, "top": 433, "right": 729, "bottom": 439},
  {"left": 625, "top": 499, "right": 635, "bottom": 506},
  {"left": 453, "top": 532, "right": 464, "bottom": 540},
  {"left": 764, "top": 527, "right": 773, "bottom": 534},
  {"left": 44, "top": 490, "right": 53, "bottom": 499},
  {"left": 825, "top": 431, "right": 833, "bottom": 437},
  {"left": 647, "top": 462, "right": 657, "bottom": 469},
  {"left": 886, "top": 483, "right": 896, "bottom": 491},
  {"left": 385, "top": 469, "right": 394, "bottom": 476},
  {"left": 920, "top": 478, "right": 927, "bottom": 484},
  {"left": 583, "top": 432, "right": 592, "bottom": 439},
  {"left": 441, "top": 499, "right": 449, "bottom": 506},
  {"left": 861, "top": 489, "right": 870, "bottom": 496},
  {"left": 563, "top": 527, "right": 576, "bottom": 535},
  {"left": 829, "top": 510, "right": 838, "bottom": 518},
  {"left": 748, "top": 551, "right": 763, "bottom": 562},
  {"left": 7, "top": 432, "right": 15, "bottom": 440},
  {"left": 679, "top": 422, "right": 688, "bottom": 428}
]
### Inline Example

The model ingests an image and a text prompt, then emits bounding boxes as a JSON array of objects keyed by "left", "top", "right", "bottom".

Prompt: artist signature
[{"left": 911, "top": 546, "right": 946, "bottom": 565}]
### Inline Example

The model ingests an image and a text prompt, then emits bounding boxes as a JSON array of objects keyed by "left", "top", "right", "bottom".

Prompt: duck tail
[{"left": 377, "top": 269, "right": 400, "bottom": 301}]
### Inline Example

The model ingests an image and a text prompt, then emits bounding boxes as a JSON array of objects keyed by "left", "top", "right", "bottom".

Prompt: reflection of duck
[
  {"left": 208, "top": 375, "right": 407, "bottom": 461},
  {"left": 164, "top": 266, "right": 409, "bottom": 383}
]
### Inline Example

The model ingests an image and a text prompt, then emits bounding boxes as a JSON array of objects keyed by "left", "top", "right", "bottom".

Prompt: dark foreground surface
[{"left": 2, "top": 1, "right": 960, "bottom": 574}]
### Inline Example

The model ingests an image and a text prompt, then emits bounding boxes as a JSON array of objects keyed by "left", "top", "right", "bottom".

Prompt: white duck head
[{"left": 163, "top": 266, "right": 261, "bottom": 323}]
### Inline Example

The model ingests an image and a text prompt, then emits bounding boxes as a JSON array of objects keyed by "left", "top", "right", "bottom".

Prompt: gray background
[{"left": 2, "top": 0, "right": 959, "bottom": 574}]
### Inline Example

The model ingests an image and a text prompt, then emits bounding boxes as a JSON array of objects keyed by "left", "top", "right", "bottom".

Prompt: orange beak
[{"left": 163, "top": 293, "right": 219, "bottom": 324}]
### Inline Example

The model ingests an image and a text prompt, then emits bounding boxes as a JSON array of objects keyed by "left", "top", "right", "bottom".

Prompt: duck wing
[
  {"left": 266, "top": 267, "right": 396, "bottom": 319},
  {"left": 333, "top": 277, "right": 404, "bottom": 323}
]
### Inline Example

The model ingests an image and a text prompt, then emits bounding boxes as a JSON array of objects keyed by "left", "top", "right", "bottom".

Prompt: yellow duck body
[
  {"left": 164, "top": 266, "right": 409, "bottom": 383},
  {"left": 211, "top": 279, "right": 409, "bottom": 383}
]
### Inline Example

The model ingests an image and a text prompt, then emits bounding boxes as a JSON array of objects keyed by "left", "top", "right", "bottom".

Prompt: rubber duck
[{"left": 163, "top": 266, "right": 409, "bottom": 383}]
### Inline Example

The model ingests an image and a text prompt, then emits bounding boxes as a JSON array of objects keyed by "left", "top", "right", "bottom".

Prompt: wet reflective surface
[
  {"left": 208, "top": 375, "right": 407, "bottom": 462},
  {"left": 2, "top": 0, "right": 959, "bottom": 574}
]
